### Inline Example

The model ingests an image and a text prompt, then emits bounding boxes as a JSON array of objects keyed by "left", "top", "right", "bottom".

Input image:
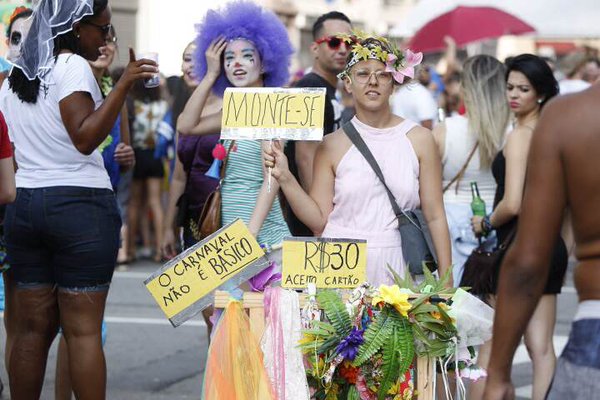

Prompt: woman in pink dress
[{"left": 265, "top": 35, "right": 452, "bottom": 286}]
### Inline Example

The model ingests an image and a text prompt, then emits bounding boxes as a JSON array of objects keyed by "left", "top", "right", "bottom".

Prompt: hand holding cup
[{"left": 119, "top": 48, "right": 159, "bottom": 89}]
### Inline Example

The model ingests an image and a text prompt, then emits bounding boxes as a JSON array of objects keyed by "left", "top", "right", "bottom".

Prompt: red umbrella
[{"left": 408, "top": 6, "right": 535, "bottom": 53}]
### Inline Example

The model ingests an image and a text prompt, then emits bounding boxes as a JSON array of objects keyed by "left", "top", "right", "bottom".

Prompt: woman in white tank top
[{"left": 433, "top": 55, "right": 509, "bottom": 284}]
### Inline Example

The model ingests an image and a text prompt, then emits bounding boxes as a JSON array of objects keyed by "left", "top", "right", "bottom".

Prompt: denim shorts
[
  {"left": 547, "top": 319, "right": 600, "bottom": 399},
  {"left": 3, "top": 187, "right": 122, "bottom": 290}
]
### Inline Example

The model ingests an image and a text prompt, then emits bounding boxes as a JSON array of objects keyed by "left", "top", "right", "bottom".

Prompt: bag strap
[
  {"left": 342, "top": 122, "right": 419, "bottom": 230},
  {"left": 442, "top": 143, "right": 478, "bottom": 193}
]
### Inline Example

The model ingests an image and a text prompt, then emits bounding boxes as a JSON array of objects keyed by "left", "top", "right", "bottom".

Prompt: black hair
[
  {"left": 171, "top": 78, "right": 194, "bottom": 130},
  {"left": 312, "top": 11, "right": 351, "bottom": 40},
  {"left": 506, "top": 54, "right": 559, "bottom": 108},
  {"left": 8, "top": 0, "right": 109, "bottom": 104},
  {"left": 6, "top": 8, "right": 33, "bottom": 39}
]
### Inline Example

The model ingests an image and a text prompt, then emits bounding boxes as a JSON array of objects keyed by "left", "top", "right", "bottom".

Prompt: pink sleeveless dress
[{"left": 322, "top": 117, "right": 421, "bottom": 286}]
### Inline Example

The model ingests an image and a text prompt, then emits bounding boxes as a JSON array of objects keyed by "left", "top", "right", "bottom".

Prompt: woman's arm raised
[
  {"left": 177, "top": 38, "right": 226, "bottom": 136},
  {"left": 60, "top": 49, "right": 157, "bottom": 155}
]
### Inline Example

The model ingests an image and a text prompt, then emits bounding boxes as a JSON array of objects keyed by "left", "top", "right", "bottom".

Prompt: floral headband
[{"left": 337, "top": 32, "right": 423, "bottom": 84}]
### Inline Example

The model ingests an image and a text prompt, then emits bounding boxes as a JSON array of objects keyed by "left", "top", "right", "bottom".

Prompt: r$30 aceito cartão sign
[
  {"left": 282, "top": 237, "right": 367, "bottom": 289},
  {"left": 144, "top": 219, "right": 269, "bottom": 327}
]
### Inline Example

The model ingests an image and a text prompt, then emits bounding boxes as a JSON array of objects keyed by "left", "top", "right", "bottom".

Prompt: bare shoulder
[
  {"left": 319, "top": 128, "right": 352, "bottom": 169},
  {"left": 321, "top": 128, "right": 350, "bottom": 152},
  {"left": 540, "top": 85, "right": 600, "bottom": 140},
  {"left": 406, "top": 125, "right": 436, "bottom": 158}
]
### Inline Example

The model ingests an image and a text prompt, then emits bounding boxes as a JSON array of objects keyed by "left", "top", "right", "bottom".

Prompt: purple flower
[{"left": 335, "top": 327, "right": 364, "bottom": 361}]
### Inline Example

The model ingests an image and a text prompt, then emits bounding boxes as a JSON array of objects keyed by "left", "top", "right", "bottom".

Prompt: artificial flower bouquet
[{"left": 299, "top": 267, "right": 491, "bottom": 400}]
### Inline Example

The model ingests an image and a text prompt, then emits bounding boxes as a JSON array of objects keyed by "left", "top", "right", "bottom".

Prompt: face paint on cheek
[
  {"left": 223, "top": 40, "right": 263, "bottom": 87},
  {"left": 7, "top": 18, "right": 32, "bottom": 63}
]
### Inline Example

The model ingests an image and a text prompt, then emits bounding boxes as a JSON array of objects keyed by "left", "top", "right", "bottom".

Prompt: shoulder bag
[
  {"left": 196, "top": 140, "right": 235, "bottom": 239},
  {"left": 459, "top": 228, "right": 516, "bottom": 295},
  {"left": 342, "top": 122, "right": 438, "bottom": 275}
]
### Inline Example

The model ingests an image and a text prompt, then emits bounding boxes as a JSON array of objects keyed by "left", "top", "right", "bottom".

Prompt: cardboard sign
[
  {"left": 221, "top": 87, "right": 326, "bottom": 141},
  {"left": 145, "top": 219, "right": 269, "bottom": 327},
  {"left": 282, "top": 237, "right": 367, "bottom": 289}
]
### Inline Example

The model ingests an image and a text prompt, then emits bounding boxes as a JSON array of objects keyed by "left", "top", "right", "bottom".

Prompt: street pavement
[{"left": 0, "top": 260, "right": 578, "bottom": 399}]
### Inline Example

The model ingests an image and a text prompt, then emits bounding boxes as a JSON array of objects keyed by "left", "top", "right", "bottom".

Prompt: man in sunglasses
[{"left": 285, "top": 11, "right": 352, "bottom": 236}]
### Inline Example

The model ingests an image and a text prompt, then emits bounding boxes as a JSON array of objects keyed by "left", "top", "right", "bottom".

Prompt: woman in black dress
[{"left": 471, "top": 54, "right": 567, "bottom": 400}]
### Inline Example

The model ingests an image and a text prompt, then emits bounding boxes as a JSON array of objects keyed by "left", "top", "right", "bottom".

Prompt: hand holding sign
[{"left": 263, "top": 140, "right": 288, "bottom": 182}]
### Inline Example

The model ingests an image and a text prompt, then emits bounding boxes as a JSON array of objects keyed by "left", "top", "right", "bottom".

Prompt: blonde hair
[{"left": 461, "top": 55, "right": 510, "bottom": 168}]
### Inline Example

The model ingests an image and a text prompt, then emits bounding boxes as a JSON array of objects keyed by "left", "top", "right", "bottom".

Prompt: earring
[{"left": 537, "top": 98, "right": 543, "bottom": 104}]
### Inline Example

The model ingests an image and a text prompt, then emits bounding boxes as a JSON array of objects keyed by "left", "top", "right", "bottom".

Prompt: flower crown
[{"left": 337, "top": 31, "right": 423, "bottom": 84}]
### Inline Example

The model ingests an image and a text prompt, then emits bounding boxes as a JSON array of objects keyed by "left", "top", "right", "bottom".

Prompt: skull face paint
[
  {"left": 7, "top": 16, "right": 32, "bottom": 62},
  {"left": 223, "top": 39, "right": 263, "bottom": 88}
]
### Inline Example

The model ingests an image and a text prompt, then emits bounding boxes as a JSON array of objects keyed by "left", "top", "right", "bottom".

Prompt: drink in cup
[{"left": 139, "top": 52, "right": 160, "bottom": 88}]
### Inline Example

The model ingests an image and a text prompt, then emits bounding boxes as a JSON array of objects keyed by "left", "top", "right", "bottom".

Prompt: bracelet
[{"left": 480, "top": 215, "right": 494, "bottom": 235}]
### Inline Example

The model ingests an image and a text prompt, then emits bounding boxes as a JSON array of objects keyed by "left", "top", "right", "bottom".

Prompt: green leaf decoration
[
  {"left": 396, "top": 315, "right": 415, "bottom": 375},
  {"left": 411, "top": 323, "right": 432, "bottom": 354},
  {"left": 378, "top": 325, "right": 401, "bottom": 400},
  {"left": 347, "top": 385, "right": 361, "bottom": 400},
  {"left": 377, "top": 316, "right": 414, "bottom": 400},
  {"left": 420, "top": 262, "right": 437, "bottom": 288},
  {"left": 408, "top": 293, "right": 432, "bottom": 312},
  {"left": 353, "top": 307, "right": 395, "bottom": 366},
  {"left": 318, "top": 335, "right": 343, "bottom": 356},
  {"left": 436, "top": 304, "right": 457, "bottom": 331},
  {"left": 317, "top": 290, "right": 352, "bottom": 338},
  {"left": 435, "top": 265, "right": 454, "bottom": 291}
]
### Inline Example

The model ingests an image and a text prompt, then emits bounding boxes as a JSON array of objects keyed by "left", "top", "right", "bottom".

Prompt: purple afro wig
[{"left": 194, "top": 1, "right": 294, "bottom": 97}]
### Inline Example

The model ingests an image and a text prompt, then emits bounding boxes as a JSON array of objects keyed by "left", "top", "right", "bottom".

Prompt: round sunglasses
[{"left": 315, "top": 35, "right": 356, "bottom": 51}]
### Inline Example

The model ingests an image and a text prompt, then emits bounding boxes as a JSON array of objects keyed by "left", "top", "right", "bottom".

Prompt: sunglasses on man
[{"left": 315, "top": 35, "right": 356, "bottom": 51}]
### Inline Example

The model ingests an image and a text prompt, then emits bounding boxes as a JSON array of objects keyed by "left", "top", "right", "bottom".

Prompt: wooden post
[{"left": 213, "top": 290, "right": 435, "bottom": 400}]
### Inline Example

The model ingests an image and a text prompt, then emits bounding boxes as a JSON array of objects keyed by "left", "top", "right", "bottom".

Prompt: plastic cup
[{"left": 139, "top": 52, "right": 159, "bottom": 88}]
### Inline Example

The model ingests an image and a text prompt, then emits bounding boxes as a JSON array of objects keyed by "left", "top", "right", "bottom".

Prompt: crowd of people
[{"left": 0, "top": 0, "right": 598, "bottom": 399}]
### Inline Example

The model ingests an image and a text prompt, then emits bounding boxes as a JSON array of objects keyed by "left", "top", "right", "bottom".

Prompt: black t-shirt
[{"left": 284, "top": 73, "right": 342, "bottom": 236}]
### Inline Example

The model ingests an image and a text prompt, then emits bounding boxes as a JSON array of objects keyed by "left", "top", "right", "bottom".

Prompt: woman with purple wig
[{"left": 178, "top": 1, "right": 293, "bottom": 263}]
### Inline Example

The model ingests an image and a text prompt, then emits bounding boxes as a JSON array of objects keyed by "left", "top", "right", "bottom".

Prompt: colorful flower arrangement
[
  {"left": 337, "top": 31, "right": 423, "bottom": 84},
  {"left": 300, "top": 267, "right": 488, "bottom": 400}
]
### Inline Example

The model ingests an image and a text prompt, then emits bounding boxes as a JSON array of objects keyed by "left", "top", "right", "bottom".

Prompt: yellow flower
[
  {"left": 372, "top": 285, "right": 412, "bottom": 317},
  {"left": 298, "top": 333, "right": 316, "bottom": 346},
  {"left": 355, "top": 44, "right": 373, "bottom": 60},
  {"left": 374, "top": 46, "right": 388, "bottom": 62},
  {"left": 388, "top": 381, "right": 400, "bottom": 395}
]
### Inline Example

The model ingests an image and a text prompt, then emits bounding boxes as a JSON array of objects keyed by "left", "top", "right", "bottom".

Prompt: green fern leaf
[
  {"left": 396, "top": 315, "right": 415, "bottom": 375},
  {"left": 347, "top": 385, "right": 360, "bottom": 400},
  {"left": 317, "top": 290, "right": 352, "bottom": 337},
  {"left": 378, "top": 325, "right": 401, "bottom": 400},
  {"left": 353, "top": 307, "right": 394, "bottom": 366}
]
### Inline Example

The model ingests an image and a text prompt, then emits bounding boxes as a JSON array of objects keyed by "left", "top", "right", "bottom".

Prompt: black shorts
[
  {"left": 3, "top": 187, "right": 122, "bottom": 290},
  {"left": 133, "top": 149, "right": 164, "bottom": 180}
]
